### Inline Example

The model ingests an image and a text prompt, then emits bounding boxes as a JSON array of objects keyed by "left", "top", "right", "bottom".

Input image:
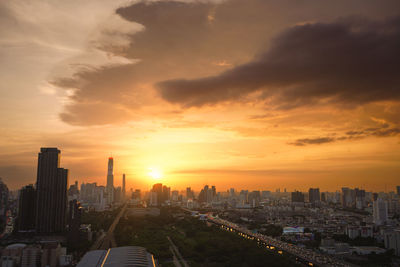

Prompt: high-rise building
[
  {"left": 35, "top": 148, "right": 68, "bottom": 233},
  {"left": 373, "top": 198, "right": 388, "bottom": 225},
  {"left": 308, "top": 188, "right": 320, "bottom": 203},
  {"left": 152, "top": 183, "right": 163, "bottom": 199},
  {"left": 0, "top": 178, "right": 9, "bottom": 217},
  {"left": 292, "top": 191, "right": 305, "bottom": 203},
  {"left": 397, "top": 186, "right": 400, "bottom": 196},
  {"left": 18, "top": 185, "right": 36, "bottom": 231},
  {"left": 68, "top": 199, "right": 82, "bottom": 243},
  {"left": 106, "top": 157, "right": 114, "bottom": 204},
  {"left": 122, "top": 174, "right": 126, "bottom": 201}
]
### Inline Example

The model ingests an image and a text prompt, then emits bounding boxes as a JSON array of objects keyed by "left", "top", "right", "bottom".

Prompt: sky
[{"left": 1, "top": 0, "right": 399, "bottom": 192}]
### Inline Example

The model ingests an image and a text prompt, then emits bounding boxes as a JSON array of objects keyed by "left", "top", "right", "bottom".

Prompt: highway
[
  {"left": 181, "top": 208, "right": 354, "bottom": 267},
  {"left": 208, "top": 216, "right": 354, "bottom": 267},
  {"left": 91, "top": 203, "right": 128, "bottom": 250}
]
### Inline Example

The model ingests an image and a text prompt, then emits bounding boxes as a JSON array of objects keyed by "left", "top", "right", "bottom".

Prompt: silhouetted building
[
  {"left": 0, "top": 178, "right": 9, "bottom": 217},
  {"left": 122, "top": 174, "right": 126, "bottom": 201},
  {"left": 321, "top": 192, "right": 326, "bottom": 202},
  {"left": 397, "top": 186, "right": 400, "bottom": 196},
  {"left": 162, "top": 185, "right": 170, "bottom": 203},
  {"left": 68, "top": 181, "right": 79, "bottom": 197},
  {"left": 152, "top": 183, "right": 163, "bottom": 205},
  {"left": 106, "top": 157, "right": 114, "bottom": 204},
  {"left": 373, "top": 198, "right": 388, "bottom": 225},
  {"left": 308, "top": 188, "right": 320, "bottom": 204},
  {"left": 291, "top": 191, "right": 305, "bottom": 203},
  {"left": 68, "top": 199, "right": 82, "bottom": 244},
  {"left": 18, "top": 185, "right": 36, "bottom": 231},
  {"left": 35, "top": 148, "right": 68, "bottom": 233}
]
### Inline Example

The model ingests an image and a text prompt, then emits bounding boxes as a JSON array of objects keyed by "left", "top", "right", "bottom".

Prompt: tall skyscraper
[
  {"left": 0, "top": 178, "right": 9, "bottom": 217},
  {"left": 122, "top": 174, "right": 126, "bottom": 200},
  {"left": 18, "top": 184, "right": 36, "bottom": 231},
  {"left": 35, "top": 148, "right": 68, "bottom": 233},
  {"left": 106, "top": 157, "right": 114, "bottom": 204}
]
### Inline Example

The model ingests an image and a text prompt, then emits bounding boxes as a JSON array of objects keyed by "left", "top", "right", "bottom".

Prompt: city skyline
[{"left": 1, "top": 0, "right": 400, "bottom": 192}]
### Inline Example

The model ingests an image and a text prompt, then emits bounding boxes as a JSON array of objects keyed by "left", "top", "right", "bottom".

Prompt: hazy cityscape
[
  {"left": 1, "top": 0, "right": 400, "bottom": 266},
  {"left": 0, "top": 148, "right": 398, "bottom": 266}
]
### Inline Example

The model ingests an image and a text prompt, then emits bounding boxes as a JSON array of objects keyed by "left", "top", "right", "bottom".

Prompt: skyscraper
[
  {"left": 122, "top": 174, "right": 126, "bottom": 201},
  {"left": 35, "top": 148, "right": 68, "bottom": 233},
  {"left": 397, "top": 186, "right": 400, "bottom": 196},
  {"left": 18, "top": 184, "right": 36, "bottom": 231},
  {"left": 106, "top": 157, "right": 114, "bottom": 204}
]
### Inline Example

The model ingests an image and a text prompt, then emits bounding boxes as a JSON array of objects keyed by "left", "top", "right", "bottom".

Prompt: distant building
[
  {"left": 35, "top": 148, "right": 68, "bottom": 233},
  {"left": 68, "top": 199, "right": 82, "bottom": 244},
  {"left": 18, "top": 185, "right": 36, "bottom": 231},
  {"left": 291, "top": 191, "right": 305, "bottom": 203},
  {"left": 106, "top": 157, "right": 114, "bottom": 204},
  {"left": 384, "top": 230, "right": 400, "bottom": 256},
  {"left": 0, "top": 178, "right": 9, "bottom": 217},
  {"left": 373, "top": 198, "right": 388, "bottom": 225},
  {"left": 397, "top": 186, "right": 400, "bottom": 196},
  {"left": 308, "top": 188, "right": 320, "bottom": 204},
  {"left": 77, "top": 246, "right": 157, "bottom": 267},
  {"left": 122, "top": 174, "right": 126, "bottom": 201}
]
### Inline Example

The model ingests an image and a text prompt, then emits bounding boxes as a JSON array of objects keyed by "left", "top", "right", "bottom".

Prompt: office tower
[
  {"left": 162, "top": 185, "right": 170, "bottom": 202},
  {"left": 132, "top": 189, "right": 141, "bottom": 200},
  {"left": 186, "top": 187, "right": 194, "bottom": 199},
  {"left": 106, "top": 157, "right": 114, "bottom": 204},
  {"left": 171, "top": 190, "right": 179, "bottom": 202},
  {"left": 355, "top": 188, "right": 366, "bottom": 209},
  {"left": 114, "top": 187, "right": 122, "bottom": 203},
  {"left": 321, "top": 192, "right": 326, "bottom": 202},
  {"left": 248, "top": 191, "right": 261, "bottom": 207},
  {"left": 68, "top": 181, "right": 79, "bottom": 198},
  {"left": 291, "top": 191, "right": 305, "bottom": 203},
  {"left": 0, "top": 178, "right": 9, "bottom": 216},
  {"left": 18, "top": 185, "right": 36, "bottom": 231},
  {"left": 152, "top": 183, "right": 163, "bottom": 205},
  {"left": 35, "top": 148, "right": 68, "bottom": 233},
  {"left": 308, "top": 188, "right": 320, "bottom": 203},
  {"left": 122, "top": 174, "right": 126, "bottom": 200},
  {"left": 373, "top": 198, "right": 388, "bottom": 225},
  {"left": 68, "top": 199, "right": 82, "bottom": 243},
  {"left": 341, "top": 187, "right": 354, "bottom": 207},
  {"left": 149, "top": 191, "right": 158, "bottom": 206}
]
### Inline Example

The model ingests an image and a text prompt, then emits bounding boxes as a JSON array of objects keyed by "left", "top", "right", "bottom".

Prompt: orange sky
[{"left": 0, "top": 0, "right": 399, "bottom": 192}]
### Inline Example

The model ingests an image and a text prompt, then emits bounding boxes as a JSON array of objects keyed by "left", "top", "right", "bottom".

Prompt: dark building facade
[
  {"left": 308, "top": 188, "right": 321, "bottom": 204},
  {"left": 292, "top": 191, "right": 305, "bottom": 203},
  {"left": 35, "top": 148, "right": 68, "bottom": 233},
  {"left": 18, "top": 184, "right": 36, "bottom": 231}
]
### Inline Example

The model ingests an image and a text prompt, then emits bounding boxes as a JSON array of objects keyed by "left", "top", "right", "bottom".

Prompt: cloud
[
  {"left": 290, "top": 126, "right": 400, "bottom": 146},
  {"left": 157, "top": 16, "right": 400, "bottom": 109},
  {"left": 290, "top": 137, "right": 336, "bottom": 146}
]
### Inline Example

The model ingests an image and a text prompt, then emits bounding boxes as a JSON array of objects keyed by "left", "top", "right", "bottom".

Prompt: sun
[{"left": 148, "top": 167, "right": 163, "bottom": 180}]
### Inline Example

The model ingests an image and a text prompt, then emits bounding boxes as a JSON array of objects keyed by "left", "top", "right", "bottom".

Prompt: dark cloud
[
  {"left": 53, "top": 0, "right": 400, "bottom": 125},
  {"left": 290, "top": 137, "right": 336, "bottom": 146},
  {"left": 290, "top": 126, "right": 400, "bottom": 146},
  {"left": 157, "top": 16, "right": 400, "bottom": 109}
]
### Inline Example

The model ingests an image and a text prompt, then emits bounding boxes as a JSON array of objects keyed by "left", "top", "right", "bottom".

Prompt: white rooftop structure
[{"left": 77, "top": 246, "right": 156, "bottom": 267}]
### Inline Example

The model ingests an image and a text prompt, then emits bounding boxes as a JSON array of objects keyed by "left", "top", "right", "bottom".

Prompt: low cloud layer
[
  {"left": 157, "top": 16, "right": 400, "bottom": 109},
  {"left": 290, "top": 126, "right": 400, "bottom": 146}
]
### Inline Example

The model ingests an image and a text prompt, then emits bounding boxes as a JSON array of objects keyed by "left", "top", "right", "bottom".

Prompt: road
[
  {"left": 167, "top": 236, "right": 189, "bottom": 267},
  {"left": 91, "top": 203, "right": 128, "bottom": 250}
]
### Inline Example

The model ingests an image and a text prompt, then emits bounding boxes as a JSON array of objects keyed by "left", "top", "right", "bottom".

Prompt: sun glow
[{"left": 148, "top": 167, "right": 163, "bottom": 180}]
